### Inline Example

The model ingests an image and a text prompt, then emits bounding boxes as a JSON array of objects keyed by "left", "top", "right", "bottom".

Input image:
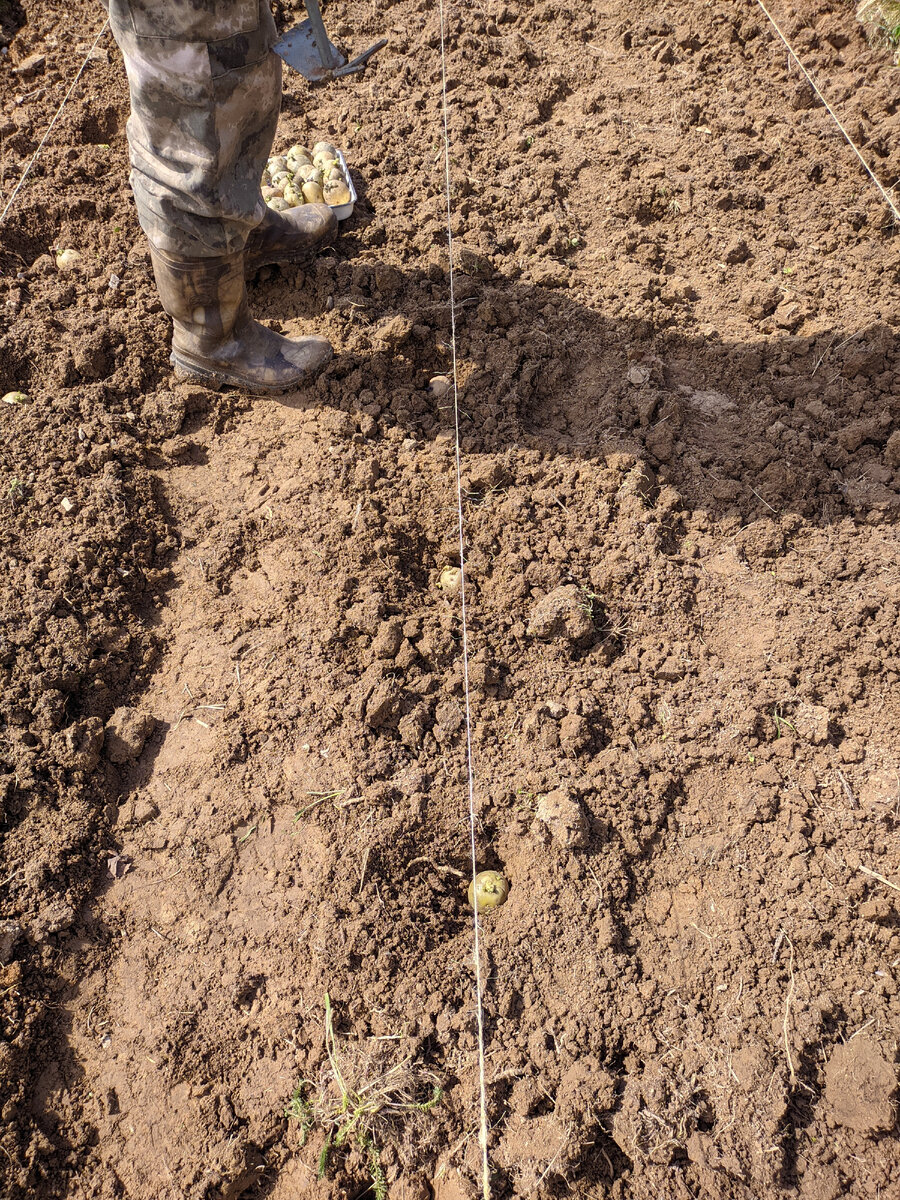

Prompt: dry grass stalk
[
  {"left": 857, "top": 2, "right": 900, "bottom": 59},
  {"left": 284, "top": 993, "right": 442, "bottom": 1200}
]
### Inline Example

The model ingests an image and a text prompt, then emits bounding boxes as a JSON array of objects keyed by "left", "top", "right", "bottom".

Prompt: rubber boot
[
  {"left": 149, "top": 247, "right": 332, "bottom": 393},
  {"left": 244, "top": 203, "right": 338, "bottom": 275}
]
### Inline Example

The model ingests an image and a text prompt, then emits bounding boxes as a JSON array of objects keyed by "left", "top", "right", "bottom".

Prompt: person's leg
[
  {"left": 109, "top": 0, "right": 283, "bottom": 257},
  {"left": 107, "top": 0, "right": 334, "bottom": 390}
]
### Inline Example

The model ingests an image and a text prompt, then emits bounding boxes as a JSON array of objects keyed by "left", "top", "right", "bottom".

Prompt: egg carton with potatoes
[{"left": 261, "top": 141, "right": 356, "bottom": 220}]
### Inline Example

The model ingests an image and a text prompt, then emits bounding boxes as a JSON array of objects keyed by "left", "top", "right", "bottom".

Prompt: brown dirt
[{"left": 2, "top": 0, "right": 900, "bottom": 1197}]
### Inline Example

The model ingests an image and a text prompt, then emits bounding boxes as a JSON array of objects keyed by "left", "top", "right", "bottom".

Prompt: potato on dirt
[
  {"left": 261, "top": 143, "right": 350, "bottom": 211},
  {"left": 437, "top": 565, "right": 462, "bottom": 593},
  {"left": 55, "top": 248, "right": 82, "bottom": 270},
  {"left": 467, "top": 871, "right": 510, "bottom": 912}
]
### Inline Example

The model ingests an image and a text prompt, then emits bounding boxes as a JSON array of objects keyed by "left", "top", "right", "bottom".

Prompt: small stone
[
  {"left": 105, "top": 706, "right": 155, "bottom": 763},
  {"left": 627, "top": 364, "right": 651, "bottom": 386},
  {"left": 825, "top": 1037, "right": 896, "bottom": 1133},
  {"left": 535, "top": 788, "right": 590, "bottom": 849},
  {"left": 1, "top": 391, "right": 28, "bottom": 405},
  {"left": 0, "top": 920, "right": 23, "bottom": 964},
  {"left": 60, "top": 497, "right": 75, "bottom": 514},
  {"left": 13, "top": 52, "right": 45, "bottom": 76}
]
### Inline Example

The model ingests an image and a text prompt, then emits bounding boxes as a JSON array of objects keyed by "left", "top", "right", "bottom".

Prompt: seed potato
[
  {"left": 323, "top": 180, "right": 351, "bottom": 206},
  {"left": 283, "top": 181, "right": 302, "bottom": 207},
  {"left": 261, "top": 143, "right": 352, "bottom": 211},
  {"left": 467, "top": 870, "right": 510, "bottom": 912},
  {"left": 301, "top": 181, "right": 325, "bottom": 204}
]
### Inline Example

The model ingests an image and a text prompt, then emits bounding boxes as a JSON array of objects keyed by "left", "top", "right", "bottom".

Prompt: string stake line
[
  {"left": 754, "top": 0, "right": 900, "bottom": 225},
  {"left": 436, "top": 1, "right": 491, "bottom": 1196},
  {"left": 0, "top": 18, "right": 111, "bottom": 228}
]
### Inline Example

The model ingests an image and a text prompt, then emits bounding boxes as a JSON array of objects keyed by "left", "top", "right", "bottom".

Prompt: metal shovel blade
[{"left": 275, "top": 19, "right": 344, "bottom": 82}]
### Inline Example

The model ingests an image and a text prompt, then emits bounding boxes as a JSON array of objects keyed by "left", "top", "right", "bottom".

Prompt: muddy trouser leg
[{"left": 105, "top": 0, "right": 281, "bottom": 258}]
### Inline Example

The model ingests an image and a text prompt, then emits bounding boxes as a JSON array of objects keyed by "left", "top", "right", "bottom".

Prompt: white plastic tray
[{"left": 330, "top": 149, "right": 356, "bottom": 221}]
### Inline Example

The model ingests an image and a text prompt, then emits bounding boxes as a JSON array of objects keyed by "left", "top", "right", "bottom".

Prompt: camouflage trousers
[{"left": 104, "top": 0, "right": 282, "bottom": 258}]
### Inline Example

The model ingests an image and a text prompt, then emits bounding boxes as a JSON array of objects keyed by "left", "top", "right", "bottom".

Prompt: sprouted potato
[
  {"left": 262, "top": 143, "right": 352, "bottom": 211},
  {"left": 302, "top": 181, "right": 325, "bottom": 204},
  {"left": 55, "top": 248, "right": 82, "bottom": 270},
  {"left": 467, "top": 870, "right": 510, "bottom": 912},
  {"left": 324, "top": 179, "right": 351, "bottom": 207}
]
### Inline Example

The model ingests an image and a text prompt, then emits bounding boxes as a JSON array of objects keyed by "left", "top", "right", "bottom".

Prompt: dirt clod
[
  {"left": 104, "top": 706, "right": 155, "bottom": 763},
  {"left": 526, "top": 585, "right": 594, "bottom": 643},
  {"left": 535, "top": 788, "right": 590, "bottom": 849},
  {"left": 824, "top": 1037, "right": 897, "bottom": 1134}
]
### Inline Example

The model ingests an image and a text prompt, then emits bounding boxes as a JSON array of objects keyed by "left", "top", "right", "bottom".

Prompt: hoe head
[{"left": 275, "top": 0, "right": 386, "bottom": 82}]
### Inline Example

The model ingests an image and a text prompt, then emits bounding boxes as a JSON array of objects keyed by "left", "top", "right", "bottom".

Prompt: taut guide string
[
  {"left": 436, "top": 0, "right": 492, "bottom": 1196},
  {"left": 753, "top": 0, "right": 900, "bottom": 225},
  {"left": 0, "top": 18, "right": 111, "bottom": 228}
]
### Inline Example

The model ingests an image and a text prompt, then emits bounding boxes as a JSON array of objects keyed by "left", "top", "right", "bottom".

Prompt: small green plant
[
  {"left": 283, "top": 1085, "right": 315, "bottom": 1144},
  {"left": 514, "top": 787, "right": 544, "bottom": 813},
  {"left": 284, "top": 994, "right": 442, "bottom": 1199},
  {"left": 772, "top": 707, "right": 797, "bottom": 739},
  {"left": 580, "top": 586, "right": 603, "bottom": 619}
]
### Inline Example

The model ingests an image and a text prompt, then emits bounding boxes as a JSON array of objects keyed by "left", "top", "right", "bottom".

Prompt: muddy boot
[
  {"left": 150, "top": 247, "right": 332, "bottom": 393},
  {"left": 243, "top": 203, "right": 337, "bottom": 275}
]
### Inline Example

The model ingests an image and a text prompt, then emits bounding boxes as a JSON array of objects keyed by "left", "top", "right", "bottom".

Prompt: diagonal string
[
  {"left": 435, "top": 1, "right": 491, "bottom": 1196},
  {"left": 0, "top": 18, "right": 111, "bottom": 228},
  {"left": 754, "top": 0, "right": 900, "bottom": 224}
]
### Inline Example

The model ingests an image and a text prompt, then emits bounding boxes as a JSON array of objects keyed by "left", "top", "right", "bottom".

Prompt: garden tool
[{"left": 274, "top": 0, "right": 386, "bottom": 82}]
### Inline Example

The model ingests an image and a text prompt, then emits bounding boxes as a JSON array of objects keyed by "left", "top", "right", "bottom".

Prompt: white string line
[
  {"left": 436, "top": 2, "right": 491, "bottom": 1197},
  {"left": 0, "top": 18, "right": 111, "bottom": 228},
  {"left": 753, "top": 0, "right": 900, "bottom": 224}
]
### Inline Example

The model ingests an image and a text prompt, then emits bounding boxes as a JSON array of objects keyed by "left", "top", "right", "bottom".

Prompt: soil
[{"left": 2, "top": 0, "right": 900, "bottom": 1197}]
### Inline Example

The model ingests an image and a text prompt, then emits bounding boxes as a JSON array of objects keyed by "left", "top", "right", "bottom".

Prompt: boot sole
[{"left": 170, "top": 352, "right": 324, "bottom": 395}]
